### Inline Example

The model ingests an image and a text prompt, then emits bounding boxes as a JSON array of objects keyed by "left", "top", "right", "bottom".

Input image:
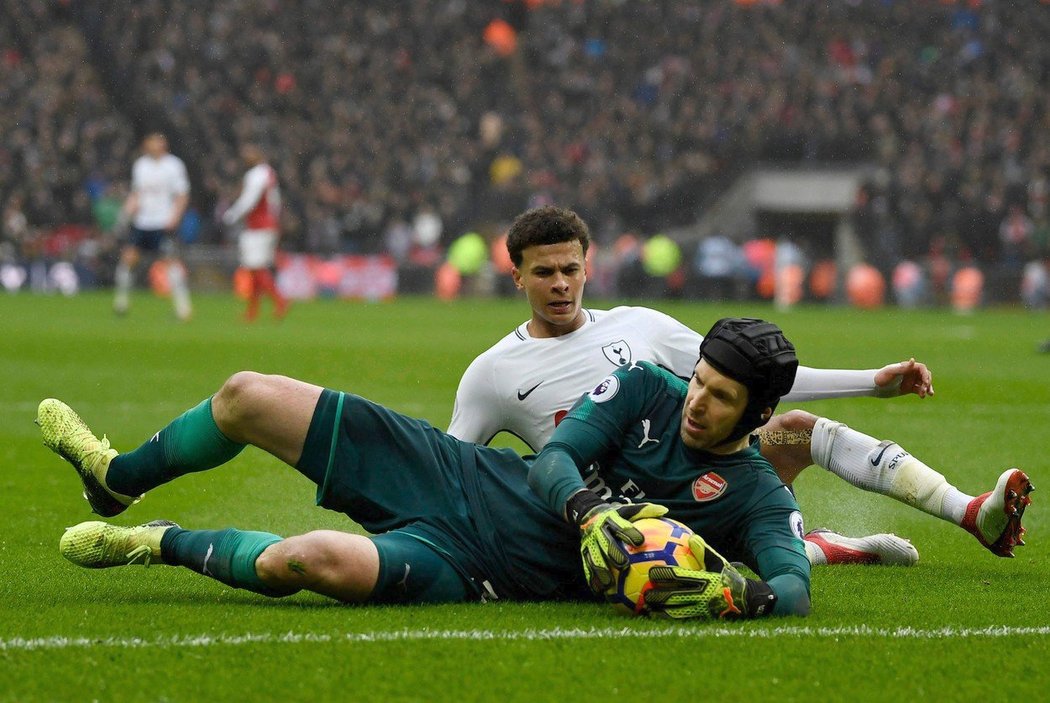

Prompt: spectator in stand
[
  {"left": 222, "top": 144, "right": 288, "bottom": 321},
  {"left": 999, "top": 204, "right": 1035, "bottom": 270},
  {"left": 9, "top": 0, "right": 1050, "bottom": 299},
  {"left": 692, "top": 234, "right": 744, "bottom": 302}
]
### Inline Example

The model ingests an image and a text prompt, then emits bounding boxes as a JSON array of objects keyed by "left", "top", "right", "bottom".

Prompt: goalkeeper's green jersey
[{"left": 530, "top": 361, "right": 810, "bottom": 589}]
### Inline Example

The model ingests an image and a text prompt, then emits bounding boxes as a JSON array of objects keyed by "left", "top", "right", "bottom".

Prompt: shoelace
[{"left": 125, "top": 543, "right": 154, "bottom": 567}]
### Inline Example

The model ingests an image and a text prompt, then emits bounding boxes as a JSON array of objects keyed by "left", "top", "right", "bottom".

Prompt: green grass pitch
[{"left": 1, "top": 291, "right": 1047, "bottom": 702}]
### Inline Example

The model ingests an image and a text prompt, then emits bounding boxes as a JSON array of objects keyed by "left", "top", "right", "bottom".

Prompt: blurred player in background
[
  {"left": 114, "top": 132, "right": 192, "bottom": 321},
  {"left": 222, "top": 144, "right": 287, "bottom": 321},
  {"left": 449, "top": 206, "right": 1031, "bottom": 564}
]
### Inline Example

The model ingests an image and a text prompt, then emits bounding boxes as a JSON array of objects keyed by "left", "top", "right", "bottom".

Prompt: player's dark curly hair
[{"left": 506, "top": 206, "right": 591, "bottom": 267}]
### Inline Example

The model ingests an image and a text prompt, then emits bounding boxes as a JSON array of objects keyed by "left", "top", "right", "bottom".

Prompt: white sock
[
  {"left": 810, "top": 418, "right": 972, "bottom": 525},
  {"left": 114, "top": 263, "right": 132, "bottom": 310},
  {"left": 803, "top": 540, "right": 827, "bottom": 566},
  {"left": 168, "top": 261, "right": 192, "bottom": 320}
]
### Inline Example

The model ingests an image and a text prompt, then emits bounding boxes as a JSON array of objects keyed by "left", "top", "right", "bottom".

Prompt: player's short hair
[
  {"left": 506, "top": 206, "right": 591, "bottom": 267},
  {"left": 698, "top": 317, "right": 798, "bottom": 443},
  {"left": 241, "top": 143, "right": 265, "bottom": 165}
]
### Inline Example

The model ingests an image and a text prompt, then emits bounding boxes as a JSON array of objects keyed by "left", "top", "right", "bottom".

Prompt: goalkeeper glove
[
  {"left": 643, "top": 534, "right": 777, "bottom": 619},
  {"left": 566, "top": 489, "right": 668, "bottom": 595}
]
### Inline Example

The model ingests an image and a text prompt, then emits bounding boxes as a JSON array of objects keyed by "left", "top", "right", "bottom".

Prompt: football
[{"left": 607, "top": 517, "right": 701, "bottom": 616}]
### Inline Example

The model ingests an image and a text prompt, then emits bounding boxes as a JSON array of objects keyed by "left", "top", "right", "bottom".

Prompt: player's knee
[
  {"left": 254, "top": 533, "right": 325, "bottom": 589},
  {"left": 213, "top": 371, "right": 269, "bottom": 424},
  {"left": 772, "top": 409, "right": 817, "bottom": 432}
]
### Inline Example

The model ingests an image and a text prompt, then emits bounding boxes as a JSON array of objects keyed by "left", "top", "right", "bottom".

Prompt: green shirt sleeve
[{"left": 527, "top": 367, "right": 643, "bottom": 516}]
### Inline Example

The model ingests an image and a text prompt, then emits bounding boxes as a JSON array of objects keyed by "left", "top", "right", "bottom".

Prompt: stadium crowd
[{"left": 2, "top": 0, "right": 1049, "bottom": 303}]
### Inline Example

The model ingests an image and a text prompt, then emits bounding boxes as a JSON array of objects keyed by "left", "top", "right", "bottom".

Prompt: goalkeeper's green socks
[
  {"left": 161, "top": 526, "right": 284, "bottom": 596},
  {"left": 105, "top": 398, "right": 246, "bottom": 497}
]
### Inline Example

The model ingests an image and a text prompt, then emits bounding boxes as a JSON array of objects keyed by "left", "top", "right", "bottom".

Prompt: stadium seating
[{"left": 3, "top": 1, "right": 1050, "bottom": 300}]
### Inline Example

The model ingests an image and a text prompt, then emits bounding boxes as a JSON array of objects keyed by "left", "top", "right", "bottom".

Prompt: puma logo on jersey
[{"left": 637, "top": 418, "right": 660, "bottom": 448}]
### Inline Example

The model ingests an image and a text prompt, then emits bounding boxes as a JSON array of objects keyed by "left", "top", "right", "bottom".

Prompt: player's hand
[
  {"left": 578, "top": 501, "right": 669, "bottom": 595},
  {"left": 874, "top": 358, "right": 934, "bottom": 399},
  {"left": 644, "top": 534, "right": 777, "bottom": 619}
]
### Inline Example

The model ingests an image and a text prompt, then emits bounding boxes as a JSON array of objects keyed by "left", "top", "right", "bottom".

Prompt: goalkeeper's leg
[
  {"left": 178, "top": 528, "right": 473, "bottom": 603},
  {"left": 60, "top": 521, "right": 377, "bottom": 600},
  {"left": 61, "top": 523, "right": 475, "bottom": 604},
  {"left": 811, "top": 417, "right": 1033, "bottom": 557},
  {"left": 43, "top": 373, "right": 325, "bottom": 509}
]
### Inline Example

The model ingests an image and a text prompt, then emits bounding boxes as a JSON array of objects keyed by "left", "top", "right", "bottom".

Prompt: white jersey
[
  {"left": 448, "top": 306, "right": 888, "bottom": 450},
  {"left": 130, "top": 153, "right": 190, "bottom": 230},
  {"left": 449, "top": 307, "right": 703, "bottom": 449}
]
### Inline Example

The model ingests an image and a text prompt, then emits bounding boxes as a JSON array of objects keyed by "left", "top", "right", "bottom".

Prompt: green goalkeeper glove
[
  {"left": 643, "top": 534, "right": 777, "bottom": 619},
  {"left": 567, "top": 490, "right": 669, "bottom": 595}
]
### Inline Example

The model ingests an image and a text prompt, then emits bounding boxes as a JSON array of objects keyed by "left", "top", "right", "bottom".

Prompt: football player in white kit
[
  {"left": 449, "top": 206, "right": 1033, "bottom": 565},
  {"left": 114, "top": 132, "right": 192, "bottom": 321},
  {"left": 222, "top": 144, "right": 288, "bottom": 321}
]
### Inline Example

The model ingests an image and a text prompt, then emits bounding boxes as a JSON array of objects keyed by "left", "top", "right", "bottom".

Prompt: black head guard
[{"left": 697, "top": 317, "right": 799, "bottom": 443}]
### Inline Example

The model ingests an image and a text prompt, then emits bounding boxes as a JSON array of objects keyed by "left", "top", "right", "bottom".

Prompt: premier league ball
[{"left": 607, "top": 517, "right": 701, "bottom": 616}]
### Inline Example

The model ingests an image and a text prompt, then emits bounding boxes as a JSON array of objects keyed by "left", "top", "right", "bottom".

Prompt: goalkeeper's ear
[{"left": 687, "top": 533, "right": 731, "bottom": 573}]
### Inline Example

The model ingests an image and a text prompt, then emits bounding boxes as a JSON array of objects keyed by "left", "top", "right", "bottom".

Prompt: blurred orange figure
[
  {"left": 491, "top": 234, "right": 514, "bottom": 275},
  {"left": 775, "top": 263, "right": 805, "bottom": 309},
  {"left": 809, "top": 260, "right": 837, "bottom": 300},
  {"left": 435, "top": 262, "right": 462, "bottom": 301},
  {"left": 846, "top": 264, "right": 885, "bottom": 308},
  {"left": 483, "top": 19, "right": 517, "bottom": 57},
  {"left": 951, "top": 266, "right": 984, "bottom": 312}
]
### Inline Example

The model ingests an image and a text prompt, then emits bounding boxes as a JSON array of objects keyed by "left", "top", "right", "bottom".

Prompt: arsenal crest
[
  {"left": 602, "top": 340, "right": 632, "bottom": 366},
  {"left": 692, "top": 472, "right": 727, "bottom": 502}
]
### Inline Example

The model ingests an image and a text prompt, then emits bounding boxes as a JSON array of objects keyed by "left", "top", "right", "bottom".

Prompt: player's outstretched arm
[
  {"left": 784, "top": 358, "right": 933, "bottom": 402},
  {"left": 872, "top": 358, "right": 934, "bottom": 398}
]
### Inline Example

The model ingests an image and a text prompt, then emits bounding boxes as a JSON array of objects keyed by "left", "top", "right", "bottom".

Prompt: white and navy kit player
[
  {"left": 448, "top": 306, "right": 892, "bottom": 450},
  {"left": 129, "top": 152, "right": 189, "bottom": 248},
  {"left": 223, "top": 162, "right": 281, "bottom": 269}
]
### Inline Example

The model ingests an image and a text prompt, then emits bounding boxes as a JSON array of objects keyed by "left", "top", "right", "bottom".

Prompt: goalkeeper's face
[{"left": 680, "top": 359, "right": 749, "bottom": 453}]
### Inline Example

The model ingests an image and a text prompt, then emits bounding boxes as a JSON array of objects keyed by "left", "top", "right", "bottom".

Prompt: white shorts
[{"left": 238, "top": 229, "right": 278, "bottom": 269}]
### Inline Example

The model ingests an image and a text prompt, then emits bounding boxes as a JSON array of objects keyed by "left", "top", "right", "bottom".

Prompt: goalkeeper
[{"left": 529, "top": 317, "right": 811, "bottom": 618}]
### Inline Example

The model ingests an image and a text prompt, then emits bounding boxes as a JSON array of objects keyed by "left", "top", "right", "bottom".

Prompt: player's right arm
[
  {"left": 123, "top": 160, "right": 141, "bottom": 218},
  {"left": 529, "top": 432, "right": 667, "bottom": 594},
  {"left": 528, "top": 367, "right": 668, "bottom": 594},
  {"left": 167, "top": 159, "right": 190, "bottom": 232},
  {"left": 447, "top": 352, "right": 505, "bottom": 446}
]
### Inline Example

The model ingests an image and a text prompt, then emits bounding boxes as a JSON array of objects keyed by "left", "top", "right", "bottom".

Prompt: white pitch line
[{"left": 2, "top": 625, "right": 1048, "bottom": 652}]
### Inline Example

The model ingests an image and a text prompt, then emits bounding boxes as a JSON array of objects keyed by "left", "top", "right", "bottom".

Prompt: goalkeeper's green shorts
[
  {"left": 296, "top": 389, "right": 499, "bottom": 603},
  {"left": 369, "top": 530, "right": 476, "bottom": 604}
]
